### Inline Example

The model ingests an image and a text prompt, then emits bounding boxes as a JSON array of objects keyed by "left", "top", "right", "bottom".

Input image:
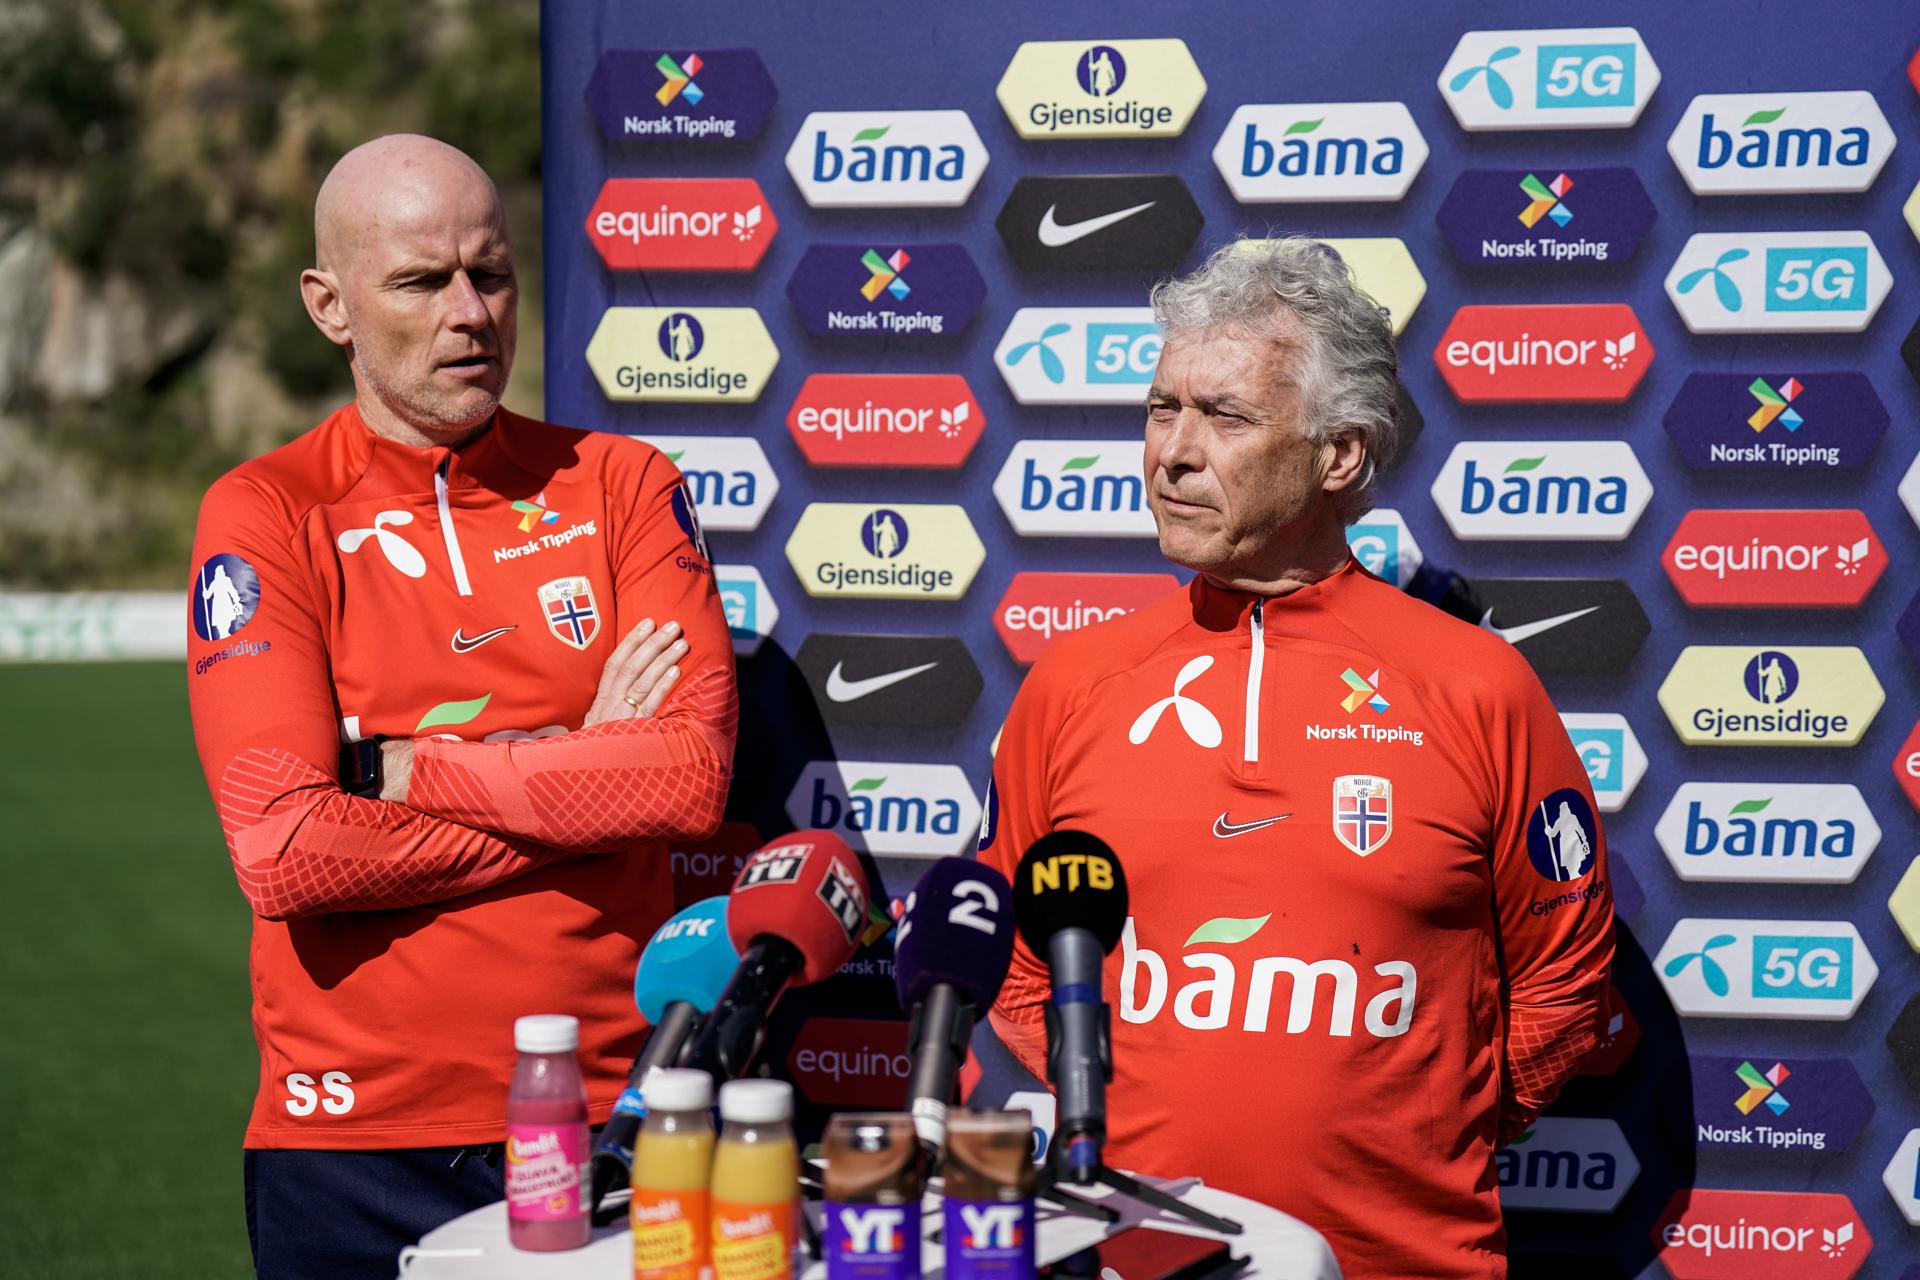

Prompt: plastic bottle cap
[
  {"left": 718, "top": 1079, "right": 793, "bottom": 1124},
  {"left": 644, "top": 1067, "right": 713, "bottom": 1112},
  {"left": 514, "top": 1014, "right": 580, "bottom": 1053}
]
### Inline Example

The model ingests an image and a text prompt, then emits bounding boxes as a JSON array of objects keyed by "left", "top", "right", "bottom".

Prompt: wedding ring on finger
[{"left": 623, "top": 694, "right": 641, "bottom": 709}]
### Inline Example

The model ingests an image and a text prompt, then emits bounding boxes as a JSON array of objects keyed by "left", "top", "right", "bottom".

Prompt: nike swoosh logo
[
  {"left": 825, "top": 660, "right": 939, "bottom": 703},
  {"left": 1213, "top": 811, "right": 1291, "bottom": 838},
  {"left": 1037, "top": 201, "right": 1157, "bottom": 247},
  {"left": 450, "top": 625, "right": 516, "bottom": 653},
  {"left": 1478, "top": 606, "right": 1599, "bottom": 646}
]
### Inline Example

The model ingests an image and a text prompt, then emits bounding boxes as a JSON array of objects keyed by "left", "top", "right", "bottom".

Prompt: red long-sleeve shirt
[
  {"left": 186, "top": 403, "right": 735, "bottom": 1149},
  {"left": 979, "top": 561, "right": 1614, "bottom": 1280}
]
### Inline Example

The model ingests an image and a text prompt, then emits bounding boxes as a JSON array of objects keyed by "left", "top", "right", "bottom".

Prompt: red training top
[
  {"left": 186, "top": 404, "right": 736, "bottom": 1150},
  {"left": 979, "top": 562, "right": 1614, "bottom": 1280}
]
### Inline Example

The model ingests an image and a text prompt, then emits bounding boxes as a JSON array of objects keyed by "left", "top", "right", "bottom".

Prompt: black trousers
[{"left": 244, "top": 1144, "right": 505, "bottom": 1279}]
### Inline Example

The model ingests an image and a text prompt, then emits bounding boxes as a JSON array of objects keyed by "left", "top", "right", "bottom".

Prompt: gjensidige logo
[
  {"left": 1212, "top": 102, "right": 1428, "bottom": 203},
  {"left": 1655, "top": 918, "right": 1879, "bottom": 1020},
  {"left": 1665, "top": 231, "right": 1892, "bottom": 334},
  {"left": 1437, "top": 27, "right": 1660, "bottom": 131},
  {"left": 993, "top": 441, "right": 1153, "bottom": 538},
  {"left": 995, "top": 39, "right": 1206, "bottom": 139},
  {"left": 584, "top": 178, "right": 777, "bottom": 272},
  {"left": 785, "top": 111, "right": 989, "bottom": 208},
  {"left": 784, "top": 503, "right": 984, "bottom": 602},
  {"left": 584, "top": 306, "right": 779, "bottom": 403},
  {"left": 785, "top": 243, "right": 985, "bottom": 339},
  {"left": 1668, "top": 92, "right": 1895, "bottom": 196},
  {"left": 786, "top": 374, "right": 984, "bottom": 469},
  {"left": 1657, "top": 783, "right": 1879, "bottom": 885},
  {"left": 1435, "top": 167, "right": 1656, "bottom": 266},
  {"left": 1658, "top": 645, "right": 1883, "bottom": 747},
  {"left": 1662, "top": 373, "right": 1888, "bottom": 472},
  {"left": 1662, "top": 509, "right": 1884, "bottom": 608},
  {"left": 1431, "top": 441, "right": 1653, "bottom": 541},
  {"left": 1433, "top": 304, "right": 1652, "bottom": 402}
]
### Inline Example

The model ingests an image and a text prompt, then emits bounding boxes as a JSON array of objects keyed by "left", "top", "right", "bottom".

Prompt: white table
[{"left": 397, "top": 1173, "right": 1341, "bottom": 1279}]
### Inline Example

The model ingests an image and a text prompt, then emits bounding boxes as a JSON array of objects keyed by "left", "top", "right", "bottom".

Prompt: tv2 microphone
[
  {"left": 679, "top": 830, "right": 870, "bottom": 1081},
  {"left": 589, "top": 895, "right": 738, "bottom": 1220},
  {"left": 1011, "top": 831, "right": 1129, "bottom": 1185},
  {"left": 893, "top": 858, "right": 1016, "bottom": 1160}
]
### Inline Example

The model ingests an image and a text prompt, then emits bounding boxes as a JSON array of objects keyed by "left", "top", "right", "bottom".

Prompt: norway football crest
[
  {"left": 1334, "top": 774, "right": 1394, "bottom": 856},
  {"left": 538, "top": 577, "right": 601, "bottom": 650}
]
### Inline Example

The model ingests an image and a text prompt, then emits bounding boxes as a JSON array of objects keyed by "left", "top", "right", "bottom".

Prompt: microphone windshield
[
  {"left": 893, "top": 859, "right": 1016, "bottom": 1009},
  {"left": 1012, "top": 831, "right": 1130, "bottom": 956},
  {"left": 634, "top": 896, "right": 738, "bottom": 1022},
  {"left": 726, "top": 830, "right": 870, "bottom": 985}
]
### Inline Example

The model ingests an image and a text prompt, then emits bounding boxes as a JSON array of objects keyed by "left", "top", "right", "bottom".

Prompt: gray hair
[{"left": 1149, "top": 236, "right": 1401, "bottom": 523}]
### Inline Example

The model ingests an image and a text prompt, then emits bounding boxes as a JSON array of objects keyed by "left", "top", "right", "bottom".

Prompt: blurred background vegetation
[{"left": 0, "top": 0, "right": 545, "bottom": 588}]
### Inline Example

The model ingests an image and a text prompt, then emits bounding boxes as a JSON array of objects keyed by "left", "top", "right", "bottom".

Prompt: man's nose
[
  {"left": 1156, "top": 408, "right": 1208, "bottom": 474},
  {"left": 445, "top": 271, "right": 492, "bottom": 332}
]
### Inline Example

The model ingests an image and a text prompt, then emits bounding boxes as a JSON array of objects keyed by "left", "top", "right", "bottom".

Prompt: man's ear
[
  {"left": 1321, "top": 429, "right": 1368, "bottom": 497},
  {"left": 299, "top": 268, "right": 352, "bottom": 349}
]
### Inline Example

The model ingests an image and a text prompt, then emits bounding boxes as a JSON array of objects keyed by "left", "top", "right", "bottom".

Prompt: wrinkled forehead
[
  {"left": 1155, "top": 321, "right": 1307, "bottom": 403},
  {"left": 336, "top": 168, "right": 511, "bottom": 277}
]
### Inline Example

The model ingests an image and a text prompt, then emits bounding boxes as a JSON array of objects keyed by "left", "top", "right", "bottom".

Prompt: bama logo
[
  {"left": 785, "top": 243, "right": 985, "bottom": 340},
  {"left": 1656, "top": 783, "right": 1879, "bottom": 885},
  {"left": 1346, "top": 508, "right": 1424, "bottom": 587},
  {"left": 1120, "top": 915, "right": 1417, "bottom": 1040},
  {"left": 1654, "top": 1189, "right": 1872, "bottom": 1279},
  {"left": 1497, "top": 1118, "right": 1640, "bottom": 1214},
  {"left": 714, "top": 563, "right": 778, "bottom": 656},
  {"left": 786, "top": 373, "right": 983, "bottom": 469},
  {"left": 995, "top": 39, "right": 1206, "bottom": 139},
  {"left": 1655, "top": 918, "right": 1878, "bottom": 1020},
  {"left": 1669, "top": 92, "right": 1895, "bottom": 196},
  {"left": 1665, "top": 231, "right": 1892, "bottom": 334},
  {"left": 584, "top": 178, "right": 776, "bottom": 272},
  {"left": 1561, "top": 713, "right": 1646, "bottom": 813},
  {"left": 1663, "top": 372, "right": 1888, "bottom": 473},
  {"left": 785, "top": 762, "right": 981, "bottom": 858},
  {"left": 1434, "top": 167, "right": 1655, "bottom": 267},
  {"left": 995, "top": 307, "right": 1161, "bottom": 405},
  {"left": 1662, "top": 509, "right": 1884, "bottom": 608},
  {"left": 784, "top": 503, "right": 985, "bottom": 602},
  {"left": 784, "top": 111, "right": 988, "bottom": 208},
  {"left": 993, "top": 442, "right": 1153, "bottom": 538},
  {"left": 1437, "top": 27, "right": 1660, "bottom": 131},
  {"left": 993, "top": 571, "right": 1180, "bottom": 665},
  {"left": 1689, "top": 1055, "right": 1876, "bottom": 1157},
  {"left": 639, "top": 437, "right": 778, "bottom": 533},
  {"left": 585, "top": 306, "right": 778, "bottom": 402},
  {"left": 785, "top": 1017, "right": 910, "bottom": 1108},
  {"left": 1433, "top": 304, "right": 1652, "bottom": 402},
  {"left": 1431, "top": 441, "right": 1652, "bottom": 541},
  {"left": 1657, "top": 646, "right": 1883, "bottom": 748},
  {"left": 1212, "top": 102, "right": 1427, "bottom": 203},
  {"left": 582, "top": 48, "right": 776, "bottom": 143}
]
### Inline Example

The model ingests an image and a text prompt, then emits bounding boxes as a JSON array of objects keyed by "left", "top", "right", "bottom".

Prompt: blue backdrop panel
[{"left": 542, "top": 2, "right": 1920, "bottom": 1274}]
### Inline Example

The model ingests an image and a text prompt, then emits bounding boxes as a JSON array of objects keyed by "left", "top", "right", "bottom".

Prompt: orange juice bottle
[
  {"left": 631, "top": 1069, "right": 716, "bottom": 1280},
  {"left": 709, "top": 1080, "right": 799, "bottom": 1280}
]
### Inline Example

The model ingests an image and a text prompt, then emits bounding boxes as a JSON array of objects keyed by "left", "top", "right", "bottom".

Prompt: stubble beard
[{"left": 352, "top": 336, "right": 506, "bottom": 439}]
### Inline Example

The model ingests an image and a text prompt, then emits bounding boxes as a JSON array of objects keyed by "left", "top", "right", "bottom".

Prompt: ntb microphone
[
  {"left": 589, "top": 895, "right": 738, "bottom": 1219},
  {"left": 1012, "top": 831, "right": 1128, "bottom": 1185},
  {"left": 679, "top": 830, "right": 870, "bottom": 1081},
  {"left": 893, "top": 858, "right": 1016, "bottom": 1159}
]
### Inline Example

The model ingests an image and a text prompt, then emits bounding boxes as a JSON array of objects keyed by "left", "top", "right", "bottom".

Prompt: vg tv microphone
[
  {"left": 1012, "top": 831, "right": 1128, "bottom": 1185},
  {"left": 679, "top": 830, "right": 870, "bottom": 1081},
  {"left": 893, "top": 858, "right": 1016, "bottom": 1159},
  {"left": 589, "top": 895, "right": 738, "bottom": 1220}
]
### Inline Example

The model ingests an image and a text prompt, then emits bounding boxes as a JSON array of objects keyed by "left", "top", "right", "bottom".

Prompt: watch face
[{"left": 341, "top": 737, "right": 382, "bottom": 796}]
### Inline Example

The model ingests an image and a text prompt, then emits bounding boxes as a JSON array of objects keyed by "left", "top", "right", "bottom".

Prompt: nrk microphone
[
  {"left": 893, "top": 858, "right": 1016, "bottom": 1159},
  {"left": 679, "top": 830, "right": 870, "bottom": 1082},
  {"left": 589, "top": 895, "right": 738, "bottom": 1220},
  {"left": 1012, "top": 831, "right": 1129, "bottom": 1185}
]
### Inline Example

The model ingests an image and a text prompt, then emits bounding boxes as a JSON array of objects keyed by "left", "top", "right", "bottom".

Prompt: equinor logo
[{"left": 1120, "top": 915, "right": 1416, "bottom": 1037}]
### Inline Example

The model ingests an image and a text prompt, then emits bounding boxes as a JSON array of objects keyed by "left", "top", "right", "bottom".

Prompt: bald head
[{"left": 302, "top": 134, "right": 518, "bottom": 447}]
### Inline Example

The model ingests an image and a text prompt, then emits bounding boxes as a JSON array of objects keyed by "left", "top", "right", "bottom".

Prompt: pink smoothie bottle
[{"left": 505, "top": 1014, "right": 592, "bottom": 1251}]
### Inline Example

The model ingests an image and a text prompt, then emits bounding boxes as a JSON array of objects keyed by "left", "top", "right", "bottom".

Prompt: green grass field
[{"left": 1, "top": 663, "right": 256, "bottom": 1277}]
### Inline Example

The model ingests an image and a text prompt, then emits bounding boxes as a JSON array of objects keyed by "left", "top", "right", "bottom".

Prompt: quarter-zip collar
[
  {"left": 334, "top": 402, "right": 525, "bottom": 499},
  {"left": 1188, "top": 554, "right": 1367, "bottom": 632}
]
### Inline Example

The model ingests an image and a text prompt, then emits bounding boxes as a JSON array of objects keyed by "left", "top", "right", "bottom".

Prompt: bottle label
[
  {"left": 504, "top": 1122, "right": 587, "bottom": 1222},
  {"left": 942, "top": 1197, "right": 1035, "bottom": 1280},
  {"left": 633, "top": 1186, "right": 711, "bottom": 1280},
  {"left": 825, "top": 1199, "right": 922, "bottom": 1280},
  {"left": 613, "top": 1086, "right": 649, "bottom": 1120},
  {"left": 712, "top": 1198, "right": 797, "bottom": 1280}
]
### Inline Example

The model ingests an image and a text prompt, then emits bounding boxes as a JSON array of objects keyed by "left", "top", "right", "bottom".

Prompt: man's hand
[{"left": 584, "top": 618, "right": 689, "bottom": 726}]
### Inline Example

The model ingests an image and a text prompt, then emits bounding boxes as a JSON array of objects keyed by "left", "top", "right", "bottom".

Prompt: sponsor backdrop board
[{"left": 541, "top": 2, "right": 1920, "bottom": 1271}]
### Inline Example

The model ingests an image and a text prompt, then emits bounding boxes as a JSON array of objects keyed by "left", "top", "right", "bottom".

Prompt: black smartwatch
[{"left": 340, "top": 736, "right": 385, "bottom": 798}]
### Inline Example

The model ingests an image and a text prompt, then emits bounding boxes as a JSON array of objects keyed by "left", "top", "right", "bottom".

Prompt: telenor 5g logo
[
  {"left": 1437, "top": 27, "right": 1660, "bottom": 131},
  {"left": 1665, "top": 232, "right": 1892, "bottom": 333},
  {"left": 1656, "top": 918, "right": 1877, "bottom": 1020}
]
